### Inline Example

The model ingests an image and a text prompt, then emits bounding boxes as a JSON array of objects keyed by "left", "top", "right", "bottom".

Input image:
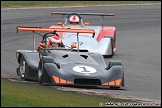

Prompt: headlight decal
[
  {"left": 52, "top": 76, "right": 73, "bottom": 84},
  {"left": 102, "top": 78, "right": 121, "bottom": 86}
]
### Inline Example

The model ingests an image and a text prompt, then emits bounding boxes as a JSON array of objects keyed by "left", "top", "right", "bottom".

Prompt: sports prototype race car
[
  {"left": 50, "top": 12, "right": 116, "bottom": 58},
  {"left": 16, "top": 26, "right": 124, "bottom": 88}
]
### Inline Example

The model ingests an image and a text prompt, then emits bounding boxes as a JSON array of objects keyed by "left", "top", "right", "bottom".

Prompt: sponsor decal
[
  {"left": 73, "top": 65, "right": 96, "bottom": 74},
  {"left": 71, "top": 42, "right": 83, "bottom": 46},
  {"left": 67, "top": 33, "right": 92, "bottom": 39}
]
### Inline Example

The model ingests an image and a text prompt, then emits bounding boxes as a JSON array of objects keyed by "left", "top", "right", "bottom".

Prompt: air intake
[{"left": 74, "top": 78, "right": 101, "bottom": 85}]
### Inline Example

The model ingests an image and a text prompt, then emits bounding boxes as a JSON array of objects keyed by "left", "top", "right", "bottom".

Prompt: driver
[
  {"left": 48, "top": 35, "right": 62, "bottom": 48},
  {"left": 68, "top": 15, "right": 80, "bottom": 25}
]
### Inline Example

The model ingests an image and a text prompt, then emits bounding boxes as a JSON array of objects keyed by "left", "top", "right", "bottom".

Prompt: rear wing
[
  {"left": 51, "top": 12, "right": 115, "bottom": 16},
  {"left": 17, "top": 26, "right": 95, "bottom": 51},
  {"left": 17, "top": 26, "right": 95, "bottom": 34},
  {"left": 51, "top": 12, "right": 115, "bottom": 27}
]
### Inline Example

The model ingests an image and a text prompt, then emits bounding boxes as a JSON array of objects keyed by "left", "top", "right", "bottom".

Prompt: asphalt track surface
[{"left": 1, "top": 4, "right": 161, "bottom": 102}]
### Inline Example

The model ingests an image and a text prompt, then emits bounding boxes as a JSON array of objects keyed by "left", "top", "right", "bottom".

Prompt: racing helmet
[
  {"left": 48, "top": 36, "right": 61, "bottom": 48},
  {"left": 69, "top": 15, "right": 80, "bottom": 24}
]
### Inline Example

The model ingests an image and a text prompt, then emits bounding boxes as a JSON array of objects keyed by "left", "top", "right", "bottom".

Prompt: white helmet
[
  {"left": 69, "top": 15, "right": 79, "bottom": 23},
  {"left": 48, "top": 36, "right": 61, "bottom": 48}
]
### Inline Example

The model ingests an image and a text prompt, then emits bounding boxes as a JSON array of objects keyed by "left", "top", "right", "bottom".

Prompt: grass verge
[
  {"left": 1, "top": 77, "right": 132, "bottom": 107},
  {"left": 1, "top": 1, "right": 161, "bottom": 8}
]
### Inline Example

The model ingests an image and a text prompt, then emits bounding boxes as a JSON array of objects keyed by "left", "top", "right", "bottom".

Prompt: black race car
[{"left": 16, "top": 26, "right": 125, "bottom": 88}]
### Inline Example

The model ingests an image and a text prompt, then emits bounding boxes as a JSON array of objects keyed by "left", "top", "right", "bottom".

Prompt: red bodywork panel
[
  {"left": 97, "top": 26, "right": 116, "bottom": 42},
  {"left": 49, "top": 25, "right": 116, "bottom": 42}
]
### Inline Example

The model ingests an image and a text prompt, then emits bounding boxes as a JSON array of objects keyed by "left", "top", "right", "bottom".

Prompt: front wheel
[
  {"left": 19, "top": 56, "right": 26, "bottom": 79},
  {"left": 38, "top": 61, "right": 43, "bottom": 84}
]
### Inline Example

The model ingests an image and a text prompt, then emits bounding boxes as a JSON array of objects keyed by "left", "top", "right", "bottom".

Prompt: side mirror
[
  {"left": 84, "top": 22, "right": 89, "bottom": 26},
  {"left": 39, "top": 43, "right": 46, "bottom": 47},
  {"left": 57, "top": 22, "right": 63, "bottom": 26},
  {"left": 71, "top": 44, "right": 77, "bottom": 49}
]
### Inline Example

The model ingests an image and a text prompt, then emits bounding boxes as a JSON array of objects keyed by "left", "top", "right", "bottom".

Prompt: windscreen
[{"left": 48, "top": 50, "right": 98, "bottom": 65}]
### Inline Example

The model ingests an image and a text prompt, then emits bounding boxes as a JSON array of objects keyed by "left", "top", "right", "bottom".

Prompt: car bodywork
[
  {"left": 50, "top": 12, "right": 116, "bottom": 58},
  {"left": 16, "top": 26, "right": 124, "bottom": 88}
]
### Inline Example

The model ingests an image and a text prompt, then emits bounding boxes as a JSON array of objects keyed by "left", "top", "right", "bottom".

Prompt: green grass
[
  {"left": 1, "top": 78, "right": 132, "bottom": 107},
  {"left": 1, "top": 1, "right": 161, "bottom": 8}
]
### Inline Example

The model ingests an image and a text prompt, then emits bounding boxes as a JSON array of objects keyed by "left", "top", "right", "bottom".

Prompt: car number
[{"left": 73, "top": 65, "right": 96, "bottom": 73}]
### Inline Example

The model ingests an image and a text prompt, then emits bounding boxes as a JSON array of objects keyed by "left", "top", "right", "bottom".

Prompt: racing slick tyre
[
  {"left": 103, "top": 54, "right": 113, "bottom": 58},
  {"left": 38, "top": 56, "right": 54, "bottom": 85},
  {"left": 19, "top": 56, "right": 26, "bottom": 79},
  {"left": 38, "top": 61, "right": 43, "bottom": 84}
]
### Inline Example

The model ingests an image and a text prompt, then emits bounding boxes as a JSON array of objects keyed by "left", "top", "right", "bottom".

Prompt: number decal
[
  {"left": 73, "top": 65, "right": 96, "bottom": 73},
  {"left": 72, "top": 15, "right": 77, "bottom": 20}
]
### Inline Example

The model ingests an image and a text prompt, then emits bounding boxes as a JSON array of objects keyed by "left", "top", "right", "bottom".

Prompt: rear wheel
[
  {"left": 103, "top": 55, "right": 113, "bottom": 58},
  {"left": 19, "top": 56, "right": 26, "bottom": 79},
  {"left": 112, "top": 32, "right": 116, "bottom": 54}
]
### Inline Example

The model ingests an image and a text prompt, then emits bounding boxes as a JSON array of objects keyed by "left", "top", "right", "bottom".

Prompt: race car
[
  {"left": 16, "top": 26, "right": 124, "bottom": 88},
  {"left": 50, "top": 12, "right": 116, "bottom": 58}
]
